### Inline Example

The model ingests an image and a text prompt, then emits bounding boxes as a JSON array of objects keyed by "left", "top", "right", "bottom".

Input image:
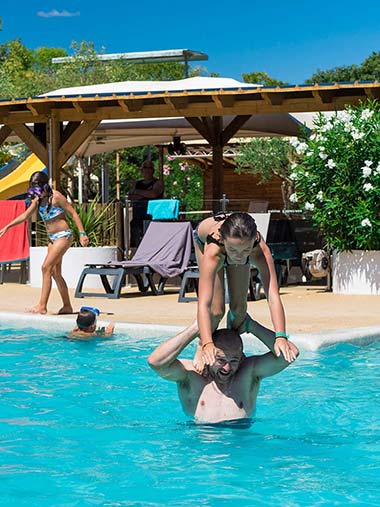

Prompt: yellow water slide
[{"left": 0, "top": 154, "right": 45, "bottom": 200}]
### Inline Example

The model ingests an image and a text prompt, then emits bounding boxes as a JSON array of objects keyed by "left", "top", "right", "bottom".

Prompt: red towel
[{"left": 0, "top": 200, "right": 30, "bottom": 264}]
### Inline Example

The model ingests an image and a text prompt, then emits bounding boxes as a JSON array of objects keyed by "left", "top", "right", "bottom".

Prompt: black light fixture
[{"left": 168, "top": 136, "right": 186, "bottom": 155}]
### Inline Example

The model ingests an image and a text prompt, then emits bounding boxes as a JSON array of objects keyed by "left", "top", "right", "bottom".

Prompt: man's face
[
  {"left": 140, "top": 163, "right": 154, "bottom": 179},
  {"left": 209, "top": 347, "right": 243, "bottom": 383}
]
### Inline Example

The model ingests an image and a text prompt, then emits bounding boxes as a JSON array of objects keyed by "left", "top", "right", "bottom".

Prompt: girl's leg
[
  {"left": 29, "top": 238, "right": 72, "bottom": 314},
  {"left": 51, "top": 255, "right": 73, "bottom": 314},
  {"left": 225, "top": 264, "right": 251, "bottom": 330}
]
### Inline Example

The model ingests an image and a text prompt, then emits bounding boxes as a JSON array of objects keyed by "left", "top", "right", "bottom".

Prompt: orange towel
[{"left": 0, "top": 200, "right": 30, "bottom": 264}]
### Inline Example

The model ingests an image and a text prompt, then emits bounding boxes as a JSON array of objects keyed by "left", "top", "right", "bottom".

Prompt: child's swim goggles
[
  {"left": 80, "top": 306, "right": 100, "bottom": 316},
  {"left": 27, "top": 186, "right": 44, "bottom": 198}
]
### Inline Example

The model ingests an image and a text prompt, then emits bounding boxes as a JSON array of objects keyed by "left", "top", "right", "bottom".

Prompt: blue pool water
[{"left": 0, "top": 324, "right": 379, "bottom": 507}]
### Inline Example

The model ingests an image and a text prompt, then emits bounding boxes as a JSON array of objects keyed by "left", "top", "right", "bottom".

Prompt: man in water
[{"left": 148, "top": 316, "right": 299, "bottom": 424}]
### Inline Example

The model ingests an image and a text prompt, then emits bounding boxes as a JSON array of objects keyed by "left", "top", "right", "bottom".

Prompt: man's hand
[{"left": 274, "top": 338, "right": 298, "bottom": 363}]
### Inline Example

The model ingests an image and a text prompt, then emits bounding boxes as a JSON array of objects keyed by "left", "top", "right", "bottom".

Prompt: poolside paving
[{"left": 1, "top": 282, "right": 379, "bottom": 336}]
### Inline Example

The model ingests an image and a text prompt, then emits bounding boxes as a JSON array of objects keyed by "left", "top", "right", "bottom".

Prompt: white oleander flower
[
  {"left": 173, "top": 181, "right": 178, "bottom": 186},
  {"left": 304, "top": 202, "right": 315, "bottom": 211},
  {"left": 352, "top": 129, "right": 365, "bottom": 140},
  {"left": 362, "top": 166, "right": 372, "bottom": 178},
  {"left": 316, "top": 191, "right": 323, "bottom": 201},
  {"left": 375, "top": 163, "right": 380, "bottom": 174},
  {"left": 361, "top": 109, "right": 374, "bottom": 120},
  {"left": 361, "top": 218, "right": 372, "bottom": 227},
  {"left": 363, "top": 183, "right": 373, "bottom": 191},
  {"left": 364, "top": 160, "right": 373, "bottom": 167},
  {"left": 319, "top": 152, "right": 328, "bottom": 160},
  {"left": 327, "top": 159, "right": 336, "bottom": 169},
  {"left": 295, "top": 142, "right": 308, "bottom": 155},
  {"left": 337, "top": 111, "right": 352, "bottom": 123},
  {"left": 289, "top": 138, "right": 300, "bottom": 148},
  {"left": 289, "top": 193, "right": 298, "bottom": 203},
  {"left": 289, "top": 172, "right": 298, "bottom": 180}
]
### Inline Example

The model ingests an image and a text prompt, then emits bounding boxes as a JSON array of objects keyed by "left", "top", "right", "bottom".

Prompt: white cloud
[{"left": 37, "top": 9, "right": 80, "bottom": 18}]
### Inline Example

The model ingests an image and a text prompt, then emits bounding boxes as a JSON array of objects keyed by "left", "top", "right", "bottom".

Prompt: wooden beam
[
  {"left": 212, "top": 95, "right": 235, "bottom": 109},
  {"left": 261, "top": 92, "right": 285, "bottom": 106},
  {"left": 365, "top": 88, "right": 380, "bottom": 100},
  {"left": 118, "top": 99, "right": 130, "bottom": 113},
  {"left": 11, "top": 123, "right": 48, "bottom": 166},
  {"left": 0, "top": 125, "right": 12, "bottom": 145},
  {"left": 185, "top": 116, "right": 214, "bottom": 144},
  {"left": 164, "top": 96, "right": 189, "bottom": 110},
  {"left": 57, "top": 120, "right": 100, "bottom": 168},
  {"left": 312, "top": 89, "right": 336, "bottom": 104},
  {"left": 222, "top": 115, "right": 251, "bottom": 145},
  {"left": 61, "top": 121, "right": 81, "bottom": 144}
]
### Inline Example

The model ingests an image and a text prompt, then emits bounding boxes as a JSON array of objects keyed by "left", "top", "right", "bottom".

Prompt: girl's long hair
[{"left": 219, "top": 212, "right": 257, "bottom": 240}]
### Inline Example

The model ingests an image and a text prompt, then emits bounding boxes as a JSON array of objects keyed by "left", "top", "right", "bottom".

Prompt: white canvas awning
[{"left": 76, "top": 113, "right": 307, "bottom": 156}]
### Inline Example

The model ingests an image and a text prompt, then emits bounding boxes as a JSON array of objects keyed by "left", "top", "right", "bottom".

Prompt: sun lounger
[{"left": 75, "top": 221, "right": 193, "bottom": 299}]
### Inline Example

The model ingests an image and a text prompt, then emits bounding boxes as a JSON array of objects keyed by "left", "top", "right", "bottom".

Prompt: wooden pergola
[{"left": 1, "top": 80, "right": 379, "bottom": 203}]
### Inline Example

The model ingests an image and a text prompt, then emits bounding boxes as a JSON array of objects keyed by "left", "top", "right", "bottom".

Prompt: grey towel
[{"left": 110, "top": 221, "right": 193, "bottom": 278}]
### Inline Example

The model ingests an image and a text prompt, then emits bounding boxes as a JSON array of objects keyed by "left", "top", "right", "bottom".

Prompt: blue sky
[{"left": 1, "top": 0, "right": 380, "bottom": 84}]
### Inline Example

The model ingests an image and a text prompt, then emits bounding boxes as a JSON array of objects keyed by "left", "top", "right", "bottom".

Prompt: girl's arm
[
  {"left": 54, "top": 191, "right": 89, "bottom": 247},
  {"left": 0, "top": 198, "right": 38, "bottom": 237},
  {"left": 197, "top": 247, "right": 224, "bottom": 365}
]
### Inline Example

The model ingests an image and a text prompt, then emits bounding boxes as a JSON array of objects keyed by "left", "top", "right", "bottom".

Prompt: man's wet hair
[
  {"left": 76, "top": 309, "right": 97, "bottom": 330},
  {"left": 212, "top": 328, "right": 243, "bottom": 352}
]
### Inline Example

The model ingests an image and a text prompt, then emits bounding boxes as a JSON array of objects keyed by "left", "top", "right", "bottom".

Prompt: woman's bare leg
[
  {"left": 29, "top": 238, "right": 72, "bottom": 314},
  {"left": 225, "top": 264, "right": 251, "bottom": 330}
]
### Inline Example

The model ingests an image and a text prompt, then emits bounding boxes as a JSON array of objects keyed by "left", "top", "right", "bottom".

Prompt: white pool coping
[{"left": 0, "top": 311, "right": 379, "bottom": 351}]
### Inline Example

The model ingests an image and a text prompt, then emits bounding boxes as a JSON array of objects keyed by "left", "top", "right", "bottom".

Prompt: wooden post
[
  {"left": 158, "top": 145, "right": 164, "bottom": 187},
  {"left": 116, "top": 151, "right": 121, "bottom": 200},
  {"left": 212, "top": 121, "right": 224, "bottom": 212},
  {"left": 48, "top": 115, "right": 61, "bottom": 190}
]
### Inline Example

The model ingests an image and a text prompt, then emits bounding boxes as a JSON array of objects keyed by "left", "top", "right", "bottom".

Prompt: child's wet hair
[
  {"left": 76, "top": 309, "right": 97, "bottom": 330},
  {"left": 219, "top": 213, "right": 257, "bottom": 241}
]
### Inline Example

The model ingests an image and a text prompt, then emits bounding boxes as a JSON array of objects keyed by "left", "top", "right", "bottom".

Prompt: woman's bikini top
[{"left": 39, "top": 202, "right": 65, "bottom": 221}]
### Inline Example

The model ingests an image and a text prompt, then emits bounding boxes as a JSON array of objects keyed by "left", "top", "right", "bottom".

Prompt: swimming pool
[{"left": 0, "top": 322, "right": 379, "bottom": 507}]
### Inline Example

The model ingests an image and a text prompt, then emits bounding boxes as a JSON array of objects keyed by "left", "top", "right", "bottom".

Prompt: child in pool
[
  {"left": 0, "top": 171, "right": 89, "bottom": 314},
  {"left": 67, "top": 306, "right": 114, "bottom": 340},
  {"left": 193, "top": 212, "right": 295, "bottom": 370}
]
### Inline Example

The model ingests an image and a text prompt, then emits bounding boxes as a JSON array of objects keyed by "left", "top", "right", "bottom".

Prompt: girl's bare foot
[
  {"left": 193, "top": 341, "right": 205, "bottom": 373},
  {"left": 28, "top": 304, "right": 47, "bottom": 314},
  {"left": 55, "top": 306, "right": 73, "bottom": 315}
]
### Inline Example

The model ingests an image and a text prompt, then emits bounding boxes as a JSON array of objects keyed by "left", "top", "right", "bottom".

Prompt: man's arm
[
  {"left": 247, "top": 351, "right": 294, "bottom": 380},
  {"left": 148, "top": 322, "right": 199, "bottom": 382},
  {"left": 242, "top": 319, "right": 299, "bottom": 379}
]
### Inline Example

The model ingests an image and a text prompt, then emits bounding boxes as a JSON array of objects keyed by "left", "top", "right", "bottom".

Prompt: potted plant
[
  {"left": 30, "top": 197, "right": 119, "bottom": 289},
  {"left": 290, "top": 100, "right": 380, "bottom": 294}
]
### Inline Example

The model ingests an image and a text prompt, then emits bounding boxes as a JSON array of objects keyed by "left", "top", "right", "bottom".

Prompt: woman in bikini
[
  {"left": 193, "top": 212, "right": 296, "bottom": 369},
  {"left": 0, "top": 171, "right": 89, "bottom": 314}
]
